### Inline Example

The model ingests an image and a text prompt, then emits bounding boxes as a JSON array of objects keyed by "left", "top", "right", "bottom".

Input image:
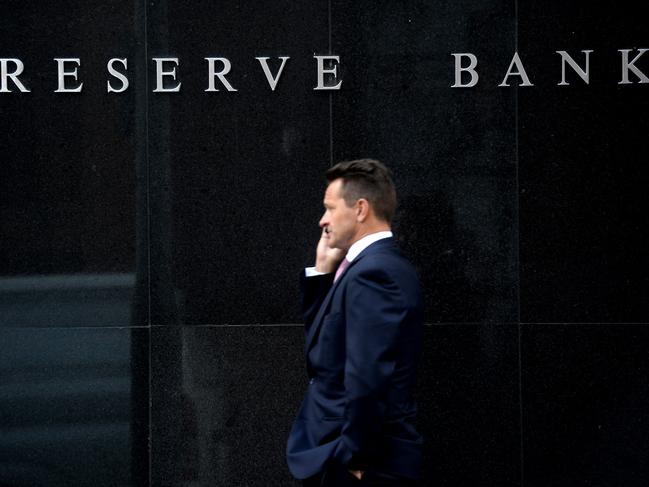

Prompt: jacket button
[{"left": 309, "top": 378, "right": 315, "bottom": 385}]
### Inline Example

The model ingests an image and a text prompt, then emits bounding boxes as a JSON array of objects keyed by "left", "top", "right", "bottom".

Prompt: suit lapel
[{"left": 305, "top": 238, "right": 396, "bottom": 354}]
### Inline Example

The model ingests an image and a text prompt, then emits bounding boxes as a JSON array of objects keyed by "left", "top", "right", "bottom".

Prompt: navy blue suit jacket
[{"left": 286, "top": 237, "right": 424, "bottom": 480}]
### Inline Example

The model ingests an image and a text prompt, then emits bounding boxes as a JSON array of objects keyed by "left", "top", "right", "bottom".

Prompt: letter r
[{"left": 0, "top": 58, "right": 30, "bottom": 93}]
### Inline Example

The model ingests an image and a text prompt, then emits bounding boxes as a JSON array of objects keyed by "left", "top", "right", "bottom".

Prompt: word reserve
[{"left": 0, "top": 55, "right": 343, "bottom": 93}]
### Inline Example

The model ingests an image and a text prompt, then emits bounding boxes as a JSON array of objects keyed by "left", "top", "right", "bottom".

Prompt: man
[{"left": 286, "top": 159, "right": 424, "bottom": 486}]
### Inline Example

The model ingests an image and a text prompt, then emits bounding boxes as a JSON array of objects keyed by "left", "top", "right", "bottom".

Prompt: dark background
[{"left": 1, "top": 1, "right": 647, "bottom": 485}]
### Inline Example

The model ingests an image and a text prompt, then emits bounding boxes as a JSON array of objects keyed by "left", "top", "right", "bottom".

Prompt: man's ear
[{"left": 356, "top": 198, "right": 370, "bottom": 222}]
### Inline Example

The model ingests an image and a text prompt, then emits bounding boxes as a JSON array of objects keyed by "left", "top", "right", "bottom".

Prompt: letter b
[{"left": 451, "top": 53, "right": 478, "bottom": 88}]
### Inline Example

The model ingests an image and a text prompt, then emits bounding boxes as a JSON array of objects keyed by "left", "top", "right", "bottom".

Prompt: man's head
[{"left": 319, "top": 158, "right": 397, "bottom": 251}]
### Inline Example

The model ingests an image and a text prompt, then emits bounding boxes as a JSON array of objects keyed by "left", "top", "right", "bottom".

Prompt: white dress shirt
[{"left": 305, "top": 231, "right": 393, "bottom": 277}]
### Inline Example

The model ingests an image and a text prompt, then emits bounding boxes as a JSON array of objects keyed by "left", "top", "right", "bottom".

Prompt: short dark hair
[{"left": 325, "top": 158, "right": 397, "bottom": 223}]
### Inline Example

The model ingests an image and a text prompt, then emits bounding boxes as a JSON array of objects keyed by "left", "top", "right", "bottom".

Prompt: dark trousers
[{"left": 303, "top": 462, "right": 417, "bottom": 487}]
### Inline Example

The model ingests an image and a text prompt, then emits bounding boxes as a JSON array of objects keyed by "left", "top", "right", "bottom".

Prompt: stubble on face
[{"left": 321, "top": 179, "right": 357, "bottom": 252}]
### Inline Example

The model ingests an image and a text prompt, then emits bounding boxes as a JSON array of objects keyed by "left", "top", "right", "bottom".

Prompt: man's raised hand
[{"left": 315, "top": 228, "right": 345, "bottom": 274}]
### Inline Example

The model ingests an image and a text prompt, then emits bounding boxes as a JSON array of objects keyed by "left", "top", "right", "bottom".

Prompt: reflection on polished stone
[
  {"left": 0, "top": 0, "right": 139, "bottom": 328},
  {"left": 0, "top": 327, "right": 148, "bottom": 486},
  {"left": 0, "top": 273, "right": 136, "bottom": 327}
]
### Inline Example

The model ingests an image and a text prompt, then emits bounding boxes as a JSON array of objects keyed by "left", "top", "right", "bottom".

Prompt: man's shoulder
[
  {"left": 346, "top": 247, "right": 423, "bottom": 309},
  {"left": 350, "top": 244, "right": 418, "bottom": 282}
]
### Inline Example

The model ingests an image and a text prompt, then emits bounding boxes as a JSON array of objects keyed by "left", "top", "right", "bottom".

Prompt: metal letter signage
[
  {"left": 556, "top": 50, "right": 592, "bottom": 86},
  {"left": 313, "top": 55, "right": 343, "bottom": 90},
  {"left": 619, "top": 49, "right": 649, "bottom": 84},
  {"left": 107, "top": 58, "right": 129, "bottom": 93},
  {"left": 448, "top": 49, "right": 649, "bottom": 88},
  {"left": 451, "top": 53, "right": 479, "bottom": 88},
  {"left": 0, "top": 59, "right": 30, "bottom": 92},
  {"left": 205, "top": 58, "right": 238, "bottom": 92},
  {"left": 255, "top": 57, "right": 290, "bottom": 91},
  {"left": 4, "top": 49, "right": 649, "bottom": 93},
  {"left": 153, "top": 58, "right": 182, "bottom": 93},
  {"left": 54, "top": 58, "right": 83, "bottom": 93},
  {"left": 498, "top": 52, "right": 534, "bottom": 87},
  {"left": 1, "top": 55, "right": 343, "bottom": 94}
]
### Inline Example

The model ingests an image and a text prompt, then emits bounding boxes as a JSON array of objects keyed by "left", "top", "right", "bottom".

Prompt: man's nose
[{"left": 319, "top": 213, "right": 328, "bottom": 228}]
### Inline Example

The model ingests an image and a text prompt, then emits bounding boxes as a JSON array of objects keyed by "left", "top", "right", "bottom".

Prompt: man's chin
[
  {"left": 328, "top": 241, "right": 349, "bottom": 253},
  {"left": 327, "top": 243, "right": 345, "bottom": 253}
]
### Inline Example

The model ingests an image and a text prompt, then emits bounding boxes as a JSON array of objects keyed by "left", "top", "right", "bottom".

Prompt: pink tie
[{"left": 334, "top": 258, "right": 350, "bottom": 283}]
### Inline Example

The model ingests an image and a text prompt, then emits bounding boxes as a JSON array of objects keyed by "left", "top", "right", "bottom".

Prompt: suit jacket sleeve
[
  {"left": 300, "top": 271, "right": 334, "bottom": 330},
  {"left": 333, "top": 266, "right": 405, "bottom": 469}
]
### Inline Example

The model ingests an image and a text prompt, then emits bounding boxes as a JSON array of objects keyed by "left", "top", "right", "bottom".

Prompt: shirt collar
[{"left": 345, "top": 231, "right": 393, "bottom": 262}]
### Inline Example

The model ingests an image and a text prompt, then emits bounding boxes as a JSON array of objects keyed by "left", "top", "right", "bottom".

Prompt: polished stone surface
[
  {"left": 129, "top": 0, "right": 649, "bottom": 327},
  {"left": 146, "top": 0, "right": 332, "bottom": 326},
  {"left": 518, "top": 2, "right": 649, "bottom": 323},
  {"left": 0, "top": 0, "right": 140, "bottom": 327},
  {"left": 418, "top": 324, "right": 521, "bottom": 486},
  {"left": 521, "top": 324, "right": 649, "bottom": 486},
  {"left": 150, "top": 324, "right": 521, "bottom": 486},
  {"left": 332, "top": 0, "right": 520, "bottom": 325},
  {"left": 146, "top": 0, "right": 520, "bottom": 326},
  {"left": 1, "top": 0, "right": 648, "bottom": 485},
  {"left": 0, "top": 327, "right": 148, "bottom": 486},
  {"left": 150, "top": 325, "right": 305, "bottom": 486}
]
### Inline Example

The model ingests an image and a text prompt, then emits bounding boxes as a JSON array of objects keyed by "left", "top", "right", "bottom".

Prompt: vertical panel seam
[
  {"left": 143, "top": 0, "right": 152, "bottom": 485},
  {"left": 328, "top": 0, "right": 333, "bottom": 166},
  {"left": 515, "top": 5, "right": 520, "bottom": 321},
  {"left": 514, "top": 0, "right": 525, "bottom": 485}
]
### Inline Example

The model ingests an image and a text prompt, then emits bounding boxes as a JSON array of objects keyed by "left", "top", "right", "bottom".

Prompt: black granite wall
[{"left": 1, "top": 1, "right": 647, "bottom": 486}]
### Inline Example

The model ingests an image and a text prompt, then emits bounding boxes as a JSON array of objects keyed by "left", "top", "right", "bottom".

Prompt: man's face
[{"left": 319, "top": 178, "right": 358, "bottom": 251}]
